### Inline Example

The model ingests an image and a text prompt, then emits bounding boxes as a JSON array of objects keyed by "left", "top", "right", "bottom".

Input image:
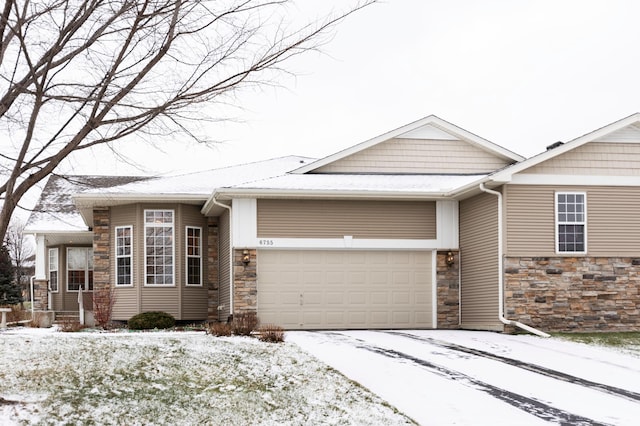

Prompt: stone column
[
  {"left": 207, "top": 217, "right": 219, "bottom": 321},
  {"left": 436, "top": 250, "right": 460, "bottom": 329},
  {"left": 233, "top": 248, "right": 257, "bottom": 315},
  {"left": 92, "top": 208, "right": 111, "bottom": 308}
]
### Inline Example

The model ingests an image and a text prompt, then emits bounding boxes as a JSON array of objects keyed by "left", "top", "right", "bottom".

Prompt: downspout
[
  {"left": 211, "top": 197, "right": 234, "bottom": 320},
  {"left": 479, "top": 183, "right": 550, "bottom": 338}
]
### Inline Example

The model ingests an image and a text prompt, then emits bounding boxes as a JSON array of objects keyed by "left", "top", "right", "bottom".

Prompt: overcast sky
[{"left": 65, "top": 0, "right": 640, "bottom": 176}]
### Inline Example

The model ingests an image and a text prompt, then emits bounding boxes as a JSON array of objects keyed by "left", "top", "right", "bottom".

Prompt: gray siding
[
  {"left": 218, "top": 209, "right": 231, "bottom": 321},
  {"left": 505, "top": 184, "right": 640, "bottom": 257},
  {"left": 459, "top": 192, "right": 502, "bottom": 330},
  {"left": 257, "top": 200, "right": 436, "bottom": 239},
  {"left": 315, "top": 138, "right": 512, "bottom": 174}
]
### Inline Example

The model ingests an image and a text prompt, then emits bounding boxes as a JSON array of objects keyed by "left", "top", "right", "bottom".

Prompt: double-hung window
[
  {"left": 556, "top": 192, "right": 586, "bottom": 253},
  {"left": 145, "top": 210, "right": 174, "bottom": 286},
  {"left": 186, "top": 226, "right": 202, "bottom": 286},
  {"left": 48, "top": 248, "right": 59, "bottom": 293},
  {"left": 116, "top": 226, "right": 133, "bottom": 286},
  {"left": 67, "top": 247, "right": 94, "bottom": 291}
]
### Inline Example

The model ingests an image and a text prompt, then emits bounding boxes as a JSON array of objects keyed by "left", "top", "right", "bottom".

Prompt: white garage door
[{"left": 257, "top": 250, "right": 433, "bottom": 329}]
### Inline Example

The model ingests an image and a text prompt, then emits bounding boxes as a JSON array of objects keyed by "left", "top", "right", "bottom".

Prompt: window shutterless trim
[
  {"left": 185, "top": 226, "right": 203, "bottom": 287},
  {"left": 66, "top": 247, "right": 94, "bottom": 292},
  {"left": 48, "top": 248, "right": 59, "bottom": 293},
  {"left": 555, "top": 191, "right": 587, "bottom": 254},
  {"left": 115, "top": 225, "right": 134, "bottom": 287},
  {"left": 144, "top": 209, "right": 175, "bottom": 287}
]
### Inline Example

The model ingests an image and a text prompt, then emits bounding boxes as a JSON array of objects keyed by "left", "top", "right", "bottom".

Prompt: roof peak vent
[{"left": 546, "top": 141, "right": 564, "bottom": 151}]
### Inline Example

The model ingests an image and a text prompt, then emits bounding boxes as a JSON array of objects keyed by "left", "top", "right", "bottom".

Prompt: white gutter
[
  {"left": 479, "top": 183, "right": 550, "bottom": 338},
  {"left": 210, "top": 197, "right": 234, "bottom": 320}
]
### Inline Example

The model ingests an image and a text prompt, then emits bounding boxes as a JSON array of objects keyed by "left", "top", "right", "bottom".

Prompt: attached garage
[{"left": 257, "top": 249, "right": 434, "bottom": 329}]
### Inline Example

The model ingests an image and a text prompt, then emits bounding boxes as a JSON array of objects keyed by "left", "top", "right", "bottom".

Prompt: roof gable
[
  {"left": 294, "top": 115, "right": 524, "bottom": 175},
  {"left": 491, "top": 112, "right": 640, "bottom": 182}
]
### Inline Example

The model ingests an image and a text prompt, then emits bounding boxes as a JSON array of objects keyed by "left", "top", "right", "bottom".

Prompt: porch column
[
  {"left": 32, "top": 234, "right": 49, "bottom": 310},
  {"left": 92, "top": 208, "right": 111, "bottom": 306}
]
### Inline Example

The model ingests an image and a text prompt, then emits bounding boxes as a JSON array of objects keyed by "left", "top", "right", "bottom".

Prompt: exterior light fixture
[
  {"left": 242, "top": 249, "right": 250, "bottom": 265},
  {"left": 445, "top": 251, "right": 455, "bottom": 267}
]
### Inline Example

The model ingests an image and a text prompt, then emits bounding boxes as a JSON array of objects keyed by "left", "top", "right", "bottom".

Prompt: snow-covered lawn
[{"left": 0, "top": 328, "right": 413, "bottom": 425}]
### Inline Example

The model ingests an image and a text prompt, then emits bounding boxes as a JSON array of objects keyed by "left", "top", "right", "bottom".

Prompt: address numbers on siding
[{"left": 259, "top": 239, "right": 275, "bottom": 246}]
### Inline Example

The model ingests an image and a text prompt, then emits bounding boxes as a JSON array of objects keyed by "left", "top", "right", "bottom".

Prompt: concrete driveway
[{"left": 287, "top": 330, "right": 640, "bottom": 425}]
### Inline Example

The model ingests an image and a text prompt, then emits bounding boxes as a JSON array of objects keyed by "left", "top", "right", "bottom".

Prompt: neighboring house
[{"left": 24, "top": 114, "right": 640, "bottom": 332}]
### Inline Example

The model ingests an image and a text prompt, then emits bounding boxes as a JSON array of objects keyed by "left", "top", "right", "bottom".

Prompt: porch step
[{"left": 53, "top": 311, "right": 80, "bottom": 324}]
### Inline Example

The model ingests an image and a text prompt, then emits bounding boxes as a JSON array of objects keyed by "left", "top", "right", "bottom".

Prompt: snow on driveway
[{"left": 287, "top": 330, "right": 640, "bottom": 426}]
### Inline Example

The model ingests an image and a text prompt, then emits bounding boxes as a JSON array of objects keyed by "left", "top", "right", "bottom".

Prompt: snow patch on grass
[{"left": 0, "top": 329, "right": 413, "bottom": 425}]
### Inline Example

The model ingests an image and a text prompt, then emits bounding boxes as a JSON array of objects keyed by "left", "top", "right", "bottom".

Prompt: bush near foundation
[
  {"left": 232, "top": 312, "right": 259, "bottom": 336},
  {"left": 128, "top": 311, "right": 175, "bottom": 330},
  {"left": 257, "top": 324, "right": 285, "bottom": 343}
]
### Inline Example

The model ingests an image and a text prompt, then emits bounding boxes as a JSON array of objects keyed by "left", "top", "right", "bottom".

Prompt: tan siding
[
  {"left": 109, "top": 203, "right": 209, "bottom": 320},
  {"left": 181, "top": 204, "right": 208, "bottom": 319},
  {"left": 506, "top": 185, "right": 640, "bottom": 257},
  {"left": 504, "top": 185, "right": 556, "bottom": 256},
  {"left": 258, "top": 200, "right": 436, "bottom": 239},
  {"left": 459, "top": 192, "right": 501, "bottom": 330},
  {"left": 111, "top": 205, "right": 140, "bottom": 319},
  {"left": 218, "top": 210, "right": 231, "bottom": 321},
  {"left": 315, "top": 138, "right": 512, "bottom": 174},
  {"left": 526, "top": 142, "right": 640, "bottom": 175}
]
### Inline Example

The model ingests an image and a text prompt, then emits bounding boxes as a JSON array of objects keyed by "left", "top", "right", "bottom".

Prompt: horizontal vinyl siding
[
  {"left": 459, "top": 192, "right": 501, "bottom": 330},
  {"left": 110, "top": 204, "right": 209, "bottom": 320},
  {"left": 315, "top": 139, "right": 512, "bottom": 174},
  {"left": 258, "top": 200, "right": 436, "bottom": 239},
  {"left": 506, "top": 185, "right": 640, "bottom": 257},
  {"left": 504, "top": 185, "right": 556, "bottom": 256},
  {"left": 526, "top": 142, "right": 640, "bottom": 175}
]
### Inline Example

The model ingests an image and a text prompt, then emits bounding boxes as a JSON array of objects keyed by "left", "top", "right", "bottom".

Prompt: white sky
[{"left": 64, "top": 0, "right": 640, "bottom": 175}]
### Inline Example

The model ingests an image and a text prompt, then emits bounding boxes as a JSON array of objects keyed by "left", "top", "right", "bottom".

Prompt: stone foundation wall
[
  {"left": 233, "top": 249, "right": 257, "bottom": 315},
  {"left": 436, "top": 251, "right": 460, "bottom": 329},
  {"left": 505, "top": 257, "right": 640, "bottom": 331}
]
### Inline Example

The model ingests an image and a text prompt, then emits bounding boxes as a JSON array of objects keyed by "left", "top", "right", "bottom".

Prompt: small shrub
[
  {"left": 58, "top": 317, "right": 84, "bottom": 333},
  {"left": 128, "top": 311, "right": 175, "bottom": 330},
  {"left": 93, "top": 286, "right": 117, "bottom": 329},
  {"left": 206, "top": 322, "right": 232, "bottom": 337},
  {"left": 232, "top": 312, "right": 259, "bottom": 336},
  {"left": 257, "top": 324, "right": 285, "bottom": 343}
]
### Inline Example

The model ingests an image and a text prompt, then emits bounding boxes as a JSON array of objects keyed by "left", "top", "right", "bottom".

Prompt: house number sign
[{"left": 259, "top": 239, "right": 275, "bottom": 246}]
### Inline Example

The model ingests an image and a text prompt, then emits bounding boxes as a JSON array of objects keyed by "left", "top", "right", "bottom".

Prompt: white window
[
  {"left": 67, "top": 247, "right": 94, "bottom": 291},
  {"left": 186, "top": 226, "right": 202, "bottom": 286},
  {"left": 144, "top": 210, "right": 174, "bottom": 286},
  {"left": 48, "top": 248, "right": 59, "bottom": 293},
  {"left": 116, "top": 226, "right": 133, "bottom": 286},
  {"left": 556, "top": 192, "right": 586, "bottom": 253}
]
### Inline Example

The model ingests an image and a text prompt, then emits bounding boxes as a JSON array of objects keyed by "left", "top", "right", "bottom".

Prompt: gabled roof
[
  {"left": 490, "top": 112, "right": 640, "bottom": 183},
  {"left": 293, "top": 115, "right": 525, "bottom": 174},
  {"left": 25, "top": 175, "right": 149, "bottom": 234}
]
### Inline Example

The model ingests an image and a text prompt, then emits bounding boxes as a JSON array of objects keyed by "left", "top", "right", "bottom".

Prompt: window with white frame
[
  {"left": 556, "top": 192, "right": 586, "bottom": 253},
  {"left": 48, "top": 248, "right": 59, "bottom": 293},
  {"left": 186, "top": 226, "right": 202, "bottom": 286},
  {"left": 116, "top": 225, "right": 133, "bottom": 286},
  {"left": 145, "top": 210, "right": 174, "bottom": 286},
  {"left": 67, "top": 247, "right": 94, "bottom": 291}
]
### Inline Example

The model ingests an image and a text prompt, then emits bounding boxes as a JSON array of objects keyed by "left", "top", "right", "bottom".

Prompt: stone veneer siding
[
  {"left": 505, "top": 257, "right": 640, "bottom": 332},
  {"left": 92, "top": 208, "right": 111, "bottom": 309},
  {"left": 437, "top": 250, "right": 460, "bottom": 329},
  {"left": 233, "top": 248, "right": 257, "bottom": 315},
  {"left": 207, "top": 217, "right": 219, "bottom": 321},
  {"left": 32, "top": 279, "right": 49, "bottom": 310}
]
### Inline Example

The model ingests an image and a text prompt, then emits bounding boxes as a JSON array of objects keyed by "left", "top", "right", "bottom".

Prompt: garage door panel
[{"left": 258, "top": 250, "right": 433, "bottom": 329}]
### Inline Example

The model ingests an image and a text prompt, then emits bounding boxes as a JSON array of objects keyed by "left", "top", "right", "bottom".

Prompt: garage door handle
[{"left": 300, "top": 293, "right": 303, "bottom": 306}]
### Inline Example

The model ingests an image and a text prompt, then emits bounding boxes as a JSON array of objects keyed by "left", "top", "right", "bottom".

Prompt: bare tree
[
  {"left": 4, "top": 218, "right": 34, "bottom": 300},
  {"left": 0, "top": 0, "right": 374, "bottom": 241}
]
